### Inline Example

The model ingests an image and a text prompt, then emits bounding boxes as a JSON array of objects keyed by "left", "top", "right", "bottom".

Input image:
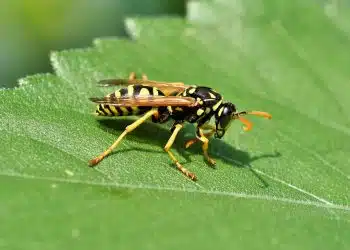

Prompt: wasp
[{"left": 89, "top": 72, "right": 272, "bottom": 181}]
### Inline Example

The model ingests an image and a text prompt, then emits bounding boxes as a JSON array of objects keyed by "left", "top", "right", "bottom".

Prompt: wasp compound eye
[{"left": 215, "top": 102, "right": 236, "bottom": 131}]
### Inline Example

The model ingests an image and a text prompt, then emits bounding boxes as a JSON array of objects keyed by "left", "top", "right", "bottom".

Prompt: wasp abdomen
[
  {"left": 95, "top": 104, "right": 146, "bottom": 116},
  {"left": 95, "top": 84, "right": 165, "bottom": 117}
]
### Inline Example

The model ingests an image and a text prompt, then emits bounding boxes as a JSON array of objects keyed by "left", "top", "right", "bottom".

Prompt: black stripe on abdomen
[{"left": 98, "top": 104, "right": 109, "bottom": 115}]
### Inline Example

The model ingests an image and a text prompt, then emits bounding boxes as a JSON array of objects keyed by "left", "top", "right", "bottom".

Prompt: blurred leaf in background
[{"left": 0, "top": 0, "right": 185, "bottom": 88}]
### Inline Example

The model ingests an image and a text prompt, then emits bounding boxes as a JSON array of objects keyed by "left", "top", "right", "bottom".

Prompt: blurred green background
[{"left": 0, "top": 0, "right": 185, "bottom": 88}]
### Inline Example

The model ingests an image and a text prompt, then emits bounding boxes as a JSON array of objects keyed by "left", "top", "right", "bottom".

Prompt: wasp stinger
[{"left": 89, "top": 72, "right": 272, "bottom": 181}]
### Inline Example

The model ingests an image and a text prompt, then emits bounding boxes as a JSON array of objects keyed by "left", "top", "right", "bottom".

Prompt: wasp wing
[
  {"left": 98, "top": 79, "right": 186, "bottom": 88},
  {"left": 89, "top": 95, "right": 198, "bottom": 107},
  {"left": 98, "top": 79, "right": 189, "bottom": 96}
]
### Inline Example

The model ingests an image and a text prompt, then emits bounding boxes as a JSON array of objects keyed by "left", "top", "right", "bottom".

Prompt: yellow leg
[
  {"left": 164, "top": 124, "right": 197, "bottom": 181},
  {"left": 128, "top": 72, "right": 136, "bottom": 80},
  {"left": 185, "top": 124, "right": 216, "bottom": 149},
  {"left": 128, "top": 72, "right": 148, "bottom": 81},
  {"left": 186, "top": 125, "right": 216, "bottom": 165},
  {"left": 89, "top": 109, "right": 158, "bottom": 166},
  {"left": 197, "top": 128, "right": 216, "bottom": 165}
]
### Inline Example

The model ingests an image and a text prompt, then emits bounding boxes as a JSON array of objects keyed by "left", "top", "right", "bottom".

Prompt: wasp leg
[
  {"left": 164, "top": 124, "right": 197, "bottom": 181},
  {"left": 89, "top": 109, "right": 158, "bottom": 166},
  {"left": 128, "top": 72, "right": 148, "bottom": 80},
  {"left": 191, "top": 126, "right": 216, "bottom": 166},
  {"left": 128, "top": 72, "right": 136, "bottom": 80},
  {"left": 185, "top": 124, "right": 215, "bottom": 149}
]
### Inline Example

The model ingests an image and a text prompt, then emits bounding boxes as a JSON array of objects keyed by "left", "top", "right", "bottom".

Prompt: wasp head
[
  {"left": 214, "top": 102, "right": 272, "bottom": 138},
  {"left": 214, "top": 102, "right": 236, "bottom": 138}
]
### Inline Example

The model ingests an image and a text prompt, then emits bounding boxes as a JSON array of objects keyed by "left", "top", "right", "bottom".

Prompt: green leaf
[{"left": 1, "top": 0, "right": 350, "bottom": 249}]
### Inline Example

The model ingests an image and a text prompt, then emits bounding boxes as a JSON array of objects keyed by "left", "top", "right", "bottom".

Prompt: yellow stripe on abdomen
[
  {"left": 108, "top": 105, "right": 120, "bottom": 116},
  {"left": 139, "top": 87, "right": 150, "bottom": 96},
  {"left": 127, "top": 85, "right": 134, "bottom": 96},
  {"left": 131, "top": 106, "right": 139, "bottom": 114},
  {"left": 119, "top": 107, "right": 129, "bottom": 115}
]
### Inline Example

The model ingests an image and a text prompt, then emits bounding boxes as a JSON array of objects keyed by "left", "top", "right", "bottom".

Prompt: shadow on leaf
[{"left": 94, "top": 118, "right": 281, "bottom": 187}]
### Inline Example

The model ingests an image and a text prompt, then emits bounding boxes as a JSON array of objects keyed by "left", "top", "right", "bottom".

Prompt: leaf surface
[{"left": 1, "top": 0, "right": 349, "bottom": 249}]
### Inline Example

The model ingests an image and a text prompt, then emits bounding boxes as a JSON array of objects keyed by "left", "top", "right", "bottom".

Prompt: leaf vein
[{"left": 2, "top": 171, "right": 349, "bottom": 211}]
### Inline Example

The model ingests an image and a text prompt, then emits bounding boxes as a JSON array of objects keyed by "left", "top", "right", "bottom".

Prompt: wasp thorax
[{"left": 214, "top": 102, "right": 236, "bottom": 138}]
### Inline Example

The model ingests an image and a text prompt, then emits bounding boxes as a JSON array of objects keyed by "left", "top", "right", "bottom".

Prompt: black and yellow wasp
[{"left": 89, "top": 72, "right": 272, "bottom": 181}]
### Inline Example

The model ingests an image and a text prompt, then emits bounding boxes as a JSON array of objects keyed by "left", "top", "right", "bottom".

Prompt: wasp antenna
[
  {"left": 246, "top": 111, "right": 272, "bottom": 119},
  {"left": 238, "top": 117, "right": 252, "bottom": 131},
  {"left": 236, "top": 111, "right": 272, "bottom": 131},
  {"left": 238, "top": 111, "right": 272, "bottom": 119}
]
